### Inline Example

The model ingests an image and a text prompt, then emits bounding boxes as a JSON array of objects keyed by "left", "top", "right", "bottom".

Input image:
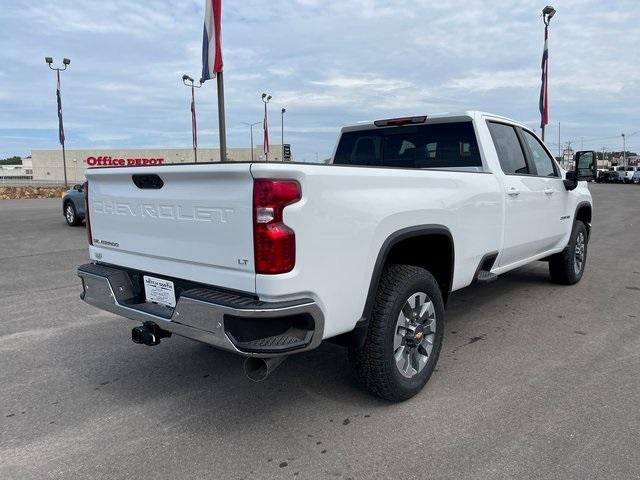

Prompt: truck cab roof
[{"left": 340, "top": 111, "right": 528, "bottom": 133}]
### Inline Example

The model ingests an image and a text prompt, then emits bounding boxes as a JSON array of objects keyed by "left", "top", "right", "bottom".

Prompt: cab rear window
[{"left": 333, "top": 122, "right": 481, "bottom": 169}]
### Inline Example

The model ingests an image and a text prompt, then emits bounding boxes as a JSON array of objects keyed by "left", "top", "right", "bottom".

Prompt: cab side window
[
  {"left": 487, "top": 122, "right": 529, "bottom": 175},
  {"left": 522, "top": 130, "right": 558, "bottom": 177}
]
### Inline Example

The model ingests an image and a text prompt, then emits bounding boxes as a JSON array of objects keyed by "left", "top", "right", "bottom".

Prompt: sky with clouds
[{"left": 0, "top": 0, "right": 638, "bottom": 161}]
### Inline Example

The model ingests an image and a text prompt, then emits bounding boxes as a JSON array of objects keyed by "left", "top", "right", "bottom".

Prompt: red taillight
[
  {"left": 83, "top": 181, "right": 93, "bottom": 245},
  {"left": 253, "top": 179, "right": 301, "bottom": 274}
]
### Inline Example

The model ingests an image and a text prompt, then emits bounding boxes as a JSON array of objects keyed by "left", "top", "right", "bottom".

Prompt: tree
[{"left": 0, "top": 156, "right": 22, "bottom": 165}]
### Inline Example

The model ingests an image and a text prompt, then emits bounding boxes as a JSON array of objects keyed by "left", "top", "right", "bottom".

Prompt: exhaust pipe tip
[{"left": 243, "top": 356, "right": 287, "bottom": 382}]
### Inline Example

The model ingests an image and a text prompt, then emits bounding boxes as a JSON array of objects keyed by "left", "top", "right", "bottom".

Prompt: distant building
[
  {"left": 0, "top": 158, "right": 32, "bottom": 180},
  {"left": 30, "top": 145, "right": 286, "bottom": 183}
]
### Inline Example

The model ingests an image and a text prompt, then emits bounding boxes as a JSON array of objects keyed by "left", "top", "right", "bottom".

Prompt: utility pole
[
  {"left": 45, "top": 56, "right": 70, "bottom": 187},
  {"left": 622, "top": 133, "right": 626, "bottom": 166},
  {"left": 602, "top": 146, "right": 606, "bottom": 168},
  {"left": 565, "top": 140, "right": 573, "bottom": 169}
]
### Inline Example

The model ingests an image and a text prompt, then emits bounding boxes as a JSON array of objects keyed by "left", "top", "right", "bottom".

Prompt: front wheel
[
  {"left": 349, "top": 264, "right": 444, "bottom": 402},
  {"left": 549, "top": 221, "right": 588, "bottom": 285},
  {"left": 64, "top": 202, "right": 82, "bottom": 226}
]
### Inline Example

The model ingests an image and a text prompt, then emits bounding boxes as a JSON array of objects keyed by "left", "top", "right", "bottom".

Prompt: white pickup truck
[{"left": 78, "top": 111, "right": 595, "bottom": 401}]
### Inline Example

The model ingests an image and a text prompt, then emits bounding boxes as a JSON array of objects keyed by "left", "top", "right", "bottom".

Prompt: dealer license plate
[{"left": 143, "top": 275, "right": 176, "bottom": 308}]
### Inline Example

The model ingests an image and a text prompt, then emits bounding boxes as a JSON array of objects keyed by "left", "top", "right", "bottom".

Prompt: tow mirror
[
  {"left": 575, "top": 151, "right": 597, "bottom": 181},
  {"left": 564, "top": 150, "right": 596, "bottom": 190}
]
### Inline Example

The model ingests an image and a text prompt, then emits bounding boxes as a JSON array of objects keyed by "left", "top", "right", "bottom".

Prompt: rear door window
[
  {"left": 333, "top": 122, "right": 481, "bottom": 169},
  {"left": 487, "top": 122, "right": 530, "bottom": 175}
]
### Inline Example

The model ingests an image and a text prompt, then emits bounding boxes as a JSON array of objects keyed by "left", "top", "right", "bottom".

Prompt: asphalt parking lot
[{"left": 1, "top": 184, "right": 639, "bottom": 480}]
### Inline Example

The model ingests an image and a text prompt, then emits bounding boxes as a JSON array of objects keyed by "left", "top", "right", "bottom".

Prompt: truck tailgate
[{"left": 85, "top": 163, "right": 255, "bottom": 293}]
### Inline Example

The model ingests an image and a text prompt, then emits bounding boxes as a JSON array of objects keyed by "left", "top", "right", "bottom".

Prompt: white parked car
[
  {"left": 624, "top": 166, "right": 638, "bottom": 183},
  {"left": 77, "top": 111, "right": 595, "bottom": 401}
]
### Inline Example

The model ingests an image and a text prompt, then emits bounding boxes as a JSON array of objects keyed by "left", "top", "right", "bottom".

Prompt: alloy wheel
[
  {"left": 574, "top": 231, "right": 585, "bottom": 275},
  {"left": 393, "top": 292, "right": 437, "bottom": 378}
]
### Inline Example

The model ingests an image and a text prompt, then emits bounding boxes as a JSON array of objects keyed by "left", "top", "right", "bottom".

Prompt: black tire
[
  {"left": 349, "top": 264, "right": 445, "bottom": 402},
  {"left": 548, "top": 221, "right": 588, "bottom": 285},
  {"left": 64, "top": 201, "right": 82, "bottom": 226}
]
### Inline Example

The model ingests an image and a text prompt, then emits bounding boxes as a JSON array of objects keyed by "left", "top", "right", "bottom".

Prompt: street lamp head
[
  {"left": 542, "top": 5, "right": 555, "bottom": 22},
  {"left": 62, "top": 58, "right": 71, "bottom": 65},
  {"left": 267, "top": 95, "right": 272, "bottom": 101},
  {"left": 262, "top": 93, "right": 267, "bottom": 99},
  {"left": 182, "top": 74, "right": 190, "bottom": 81},
  {"left": 281, "top": 108, "right": 286, "bottom": 114},
  {"left": 45, "top": 57, "right": 53, "bottom": 64}
]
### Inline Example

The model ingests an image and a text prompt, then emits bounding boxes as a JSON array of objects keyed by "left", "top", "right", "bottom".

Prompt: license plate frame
[{"left": 143, "top": 275, "right": 176, "bottom": 308}]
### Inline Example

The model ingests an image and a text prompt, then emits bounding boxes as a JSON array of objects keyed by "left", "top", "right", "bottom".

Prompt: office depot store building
[{"left": 30, "top": 145, "right": 284, "bottom": 183}]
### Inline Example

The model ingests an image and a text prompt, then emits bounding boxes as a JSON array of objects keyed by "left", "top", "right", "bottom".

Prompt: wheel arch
[
  {"left": 62, "top": 197, "right": 73, "bottom": 215},
  {"left": 574, "top": 201, "right": 592, "bottom": 238},
  {"left": 363, "top": 225, "right": 454, "bottom": 318},
  {"left": 334, "top": 225, "right": 454, "bottom": 351}
]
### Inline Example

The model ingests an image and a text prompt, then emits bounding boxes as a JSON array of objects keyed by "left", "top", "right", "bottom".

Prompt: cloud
[{"left": 0, "top": 0, "right": 639, "bottom": 158}]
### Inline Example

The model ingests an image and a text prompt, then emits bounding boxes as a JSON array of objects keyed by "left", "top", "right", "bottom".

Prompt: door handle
[
  {"left": 507, "top": 187, "right": 520, "bottom": 196},
  {"left": 544, "top": 188, "right": 554, "bottom": 195}
]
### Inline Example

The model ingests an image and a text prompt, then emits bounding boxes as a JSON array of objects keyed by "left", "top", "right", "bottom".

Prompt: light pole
[
  {"left": 45, "top": 56, "right": 70, "bottom": 187},
  {"left": 281, "top": 107, "right": 286, "bottom": 161},
  {"left": 539, "top": 6, "right": 555, "bottom": 142},
  {"left": 241, "top": 121, "right": 261, "bottom": 161},
  {"left": 622, "top": 133, "right": 626, "bottom": 166},
  {"left": 261, "top": 93, "right": 272, "bottom": 161},
  {"left": 182, "top": 75, "right": 202, "bottom": 162}
]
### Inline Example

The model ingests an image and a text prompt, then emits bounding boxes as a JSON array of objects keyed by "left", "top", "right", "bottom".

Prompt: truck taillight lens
[
  {"left": 83, "top": 181, "right": 93, "bottom": 245},
  {"left": 253, "top": 179, "right": 301, "bottom": 274}
]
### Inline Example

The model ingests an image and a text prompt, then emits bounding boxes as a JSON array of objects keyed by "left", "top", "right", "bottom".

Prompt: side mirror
[
  {"left": 73, "top": 183, "right": 83, "bottom": 191},
  {"left": 574, "top": 150, "right": 597, "bottom": 181},
  {"left": 564, "top": 150, "right": 596, "bottom": 190},
  {"left": 563, "top": 171, "right": 577, "bottom": 191}
]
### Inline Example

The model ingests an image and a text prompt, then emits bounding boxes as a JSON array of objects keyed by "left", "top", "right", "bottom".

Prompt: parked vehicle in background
[
  {"left": 62, "top": 184, "right": 85, "bottom": 226},
  {"left": 632, "top": 169, "right": 640, "bottom": 184},
  {"left": 612, "top": 166, "right": 627, "bottom": 182},
  {"left": 624, "top": 166, "right": 638, "bottom": 183},
  {"left": 599, "top": 171, "right": 622, "bottom": 183},
  {"left": 77, "top": 111, "right": 595, "bottom": 401},
  {"left": 596, "top": 170, "right": 608, "bottom": 183},
  {"left": 604, "top": 168, "right": 624, "bottom": 183}
]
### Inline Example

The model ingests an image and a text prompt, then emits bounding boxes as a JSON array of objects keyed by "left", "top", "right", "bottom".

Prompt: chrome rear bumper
[{"left": 77, "top": 263, "right": 324, "bottom": 357}]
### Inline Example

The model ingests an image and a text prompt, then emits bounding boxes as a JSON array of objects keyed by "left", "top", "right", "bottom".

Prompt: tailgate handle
[{"left": 132, "top": 174, "right": 164, "bottom": 189}]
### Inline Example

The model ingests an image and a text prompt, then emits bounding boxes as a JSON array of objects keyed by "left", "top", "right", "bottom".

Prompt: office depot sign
[{"left": 86, "top": 156, "right": 165, "bottom": 167}]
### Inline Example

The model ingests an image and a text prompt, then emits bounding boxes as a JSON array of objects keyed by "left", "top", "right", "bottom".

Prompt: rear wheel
[
  {"left": 349, "top": 264, "right": 444, "bottom": 402},
  {"left": 64, "top": 202, "right": 82, "bottom": 226},
  {"left": 549, "top": 221, "right": 588, "bottom": 285}
]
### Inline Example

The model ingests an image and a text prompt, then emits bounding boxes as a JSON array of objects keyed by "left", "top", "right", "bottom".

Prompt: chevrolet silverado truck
[{"left": 77, "top": 111, "right": 596, "bottom": 401}]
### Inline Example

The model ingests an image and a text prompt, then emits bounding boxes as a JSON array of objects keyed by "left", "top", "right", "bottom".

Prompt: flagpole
[{"left": 217, "top": 72, "right": 227, "bottom": 162}]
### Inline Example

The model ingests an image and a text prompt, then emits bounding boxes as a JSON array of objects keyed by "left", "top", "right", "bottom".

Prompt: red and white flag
[
  {"left": 263, "top": 102, "right": 270, "bottom": 156},
  {"left": 201, "top": 0, "right": 223, "bottom": 82},
  {"left": 56, "top": 71, "right": 65, "bottom": 145},
  {"left": 539, "top": 25, "right": 549, "bottom": 129},
  {"left": 190, "top": 88, "right": 198, "bottom": 150}
]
